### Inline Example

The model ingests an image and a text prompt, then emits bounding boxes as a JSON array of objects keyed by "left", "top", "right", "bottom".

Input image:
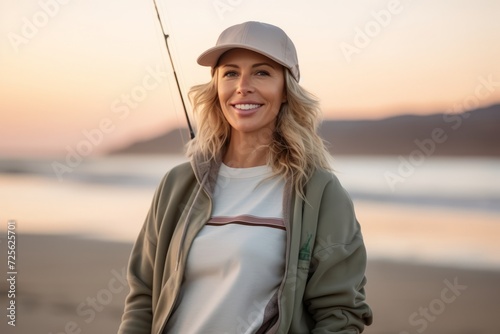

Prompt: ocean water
[
  {"left": 1, "top": 155, "right": 499, "bottom": 270},
  {"left": 330, "top": 156, "right": 500, "bottom": 213}
]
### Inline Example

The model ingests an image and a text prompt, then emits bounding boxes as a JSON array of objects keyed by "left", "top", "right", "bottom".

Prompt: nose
[{"left": 236, "top": 73, "right": 254, "bottom": 95}]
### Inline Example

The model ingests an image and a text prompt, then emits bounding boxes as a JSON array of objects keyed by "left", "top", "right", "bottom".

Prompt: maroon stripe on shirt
[{"left": 207, "top": 215, "right": 285, "bottom": 230}]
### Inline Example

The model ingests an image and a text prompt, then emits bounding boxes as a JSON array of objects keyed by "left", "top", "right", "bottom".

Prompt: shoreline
[{"left": 0, "top": 233, "right": 499, "bottom": 333}]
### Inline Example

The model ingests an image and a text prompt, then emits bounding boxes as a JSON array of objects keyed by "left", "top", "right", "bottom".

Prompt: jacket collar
[{"left": 189, "top": 151, "right": 224, "bottom": 196}]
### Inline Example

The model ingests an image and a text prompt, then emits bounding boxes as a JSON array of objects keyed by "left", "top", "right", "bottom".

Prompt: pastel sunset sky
[{"left": 1, "top": 0, "right": 499, "bottom": 157}]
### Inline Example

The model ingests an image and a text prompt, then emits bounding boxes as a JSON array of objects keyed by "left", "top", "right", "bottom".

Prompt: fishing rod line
[{"left": 152, "top": 0, "right": 195, "bottom": 140}]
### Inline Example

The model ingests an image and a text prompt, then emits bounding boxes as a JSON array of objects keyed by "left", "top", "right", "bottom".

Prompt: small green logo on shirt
[{"left": 299, "top": 233, "right": 312, "bottom": 261}]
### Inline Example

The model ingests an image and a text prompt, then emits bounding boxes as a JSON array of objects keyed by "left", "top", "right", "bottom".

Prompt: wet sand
[{"left": 0, "top": 234, "right": 498, "bottom": 334}]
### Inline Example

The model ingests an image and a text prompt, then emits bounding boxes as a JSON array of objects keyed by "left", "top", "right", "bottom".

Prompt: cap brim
[{"left": 197, "top": 44, "right": 288, "bottom": 71}]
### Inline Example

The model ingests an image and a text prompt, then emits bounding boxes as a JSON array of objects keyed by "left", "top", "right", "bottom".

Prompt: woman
[{"left": 119, "top": 21, "right": 373, "bottom": 333}]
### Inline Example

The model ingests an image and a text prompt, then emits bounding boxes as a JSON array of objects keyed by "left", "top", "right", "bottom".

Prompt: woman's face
[{"left": 217, "top": 48, "right": 286, "bottom": 139}]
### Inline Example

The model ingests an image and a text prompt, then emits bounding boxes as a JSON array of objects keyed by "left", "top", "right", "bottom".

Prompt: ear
[{"left": 282, "top": 93, "right": 287, "bottom": 103}]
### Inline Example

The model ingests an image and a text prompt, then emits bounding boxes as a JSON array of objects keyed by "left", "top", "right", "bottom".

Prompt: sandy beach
[
  {"left": 2, "top": 156, "right": 500, "bottom": 333},
  {"left": 0, "top": 233, "right": 498, "bottom": 334}
]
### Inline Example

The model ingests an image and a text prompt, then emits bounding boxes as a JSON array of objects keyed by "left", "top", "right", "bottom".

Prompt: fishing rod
[{"left": 152, "top": 0, "right": 195, "bottom": 140}]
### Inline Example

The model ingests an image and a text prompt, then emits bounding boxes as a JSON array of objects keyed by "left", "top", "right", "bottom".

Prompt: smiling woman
[
  {"left": 216, "top": 49, "right": 286, "bottom": 167},
  {"left": 118, "top": 21, "right": 373, "bottom": 334}
]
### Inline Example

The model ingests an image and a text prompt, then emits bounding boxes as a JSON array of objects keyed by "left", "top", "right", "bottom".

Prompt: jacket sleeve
[
  {"left": 118, "top": 181, "right": 163, "bottom": 334},
  {"left": 304, "top": 176, "right": 373, "bottom": 333}
]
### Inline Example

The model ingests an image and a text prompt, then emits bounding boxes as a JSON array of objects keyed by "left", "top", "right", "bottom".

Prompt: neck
[{"left": 223, "top": 131, "right": 271, "bottom": 168}]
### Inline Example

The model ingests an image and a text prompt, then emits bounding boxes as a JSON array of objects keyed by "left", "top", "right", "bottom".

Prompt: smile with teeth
[{"left": 233, "top": 103, "right": 263, "bottom": 110}]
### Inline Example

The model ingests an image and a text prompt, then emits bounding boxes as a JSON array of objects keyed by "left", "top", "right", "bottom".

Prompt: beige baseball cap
[{"left": 197, "top": 21, "right": 300, "bottom": 82}]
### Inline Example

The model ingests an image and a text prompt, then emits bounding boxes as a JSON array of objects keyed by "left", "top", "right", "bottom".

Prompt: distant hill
[{"left": 109, "top": 104, "right": 500, "bottom": 156}]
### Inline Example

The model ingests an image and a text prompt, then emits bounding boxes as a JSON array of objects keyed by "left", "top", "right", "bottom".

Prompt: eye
[
  {"left": 222, "top": 70, "right": 238, "bottom": 77},
  {"left": 256, "top": 70, "right": 270, "bottom": 76}
]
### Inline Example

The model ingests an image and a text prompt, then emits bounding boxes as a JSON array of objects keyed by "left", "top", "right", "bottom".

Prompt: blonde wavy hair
[{"left": 186, "top": 68, "right": 332, "bottom": 198}]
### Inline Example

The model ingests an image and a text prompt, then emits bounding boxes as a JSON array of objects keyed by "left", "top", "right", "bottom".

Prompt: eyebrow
[{"left": 220, "top": 62, "right": 276, "bottom": 69}]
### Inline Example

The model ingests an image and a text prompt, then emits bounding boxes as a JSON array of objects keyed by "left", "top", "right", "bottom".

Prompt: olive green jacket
[{"left": 119, "top": 155, "right": 373, "bottom": 333}]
